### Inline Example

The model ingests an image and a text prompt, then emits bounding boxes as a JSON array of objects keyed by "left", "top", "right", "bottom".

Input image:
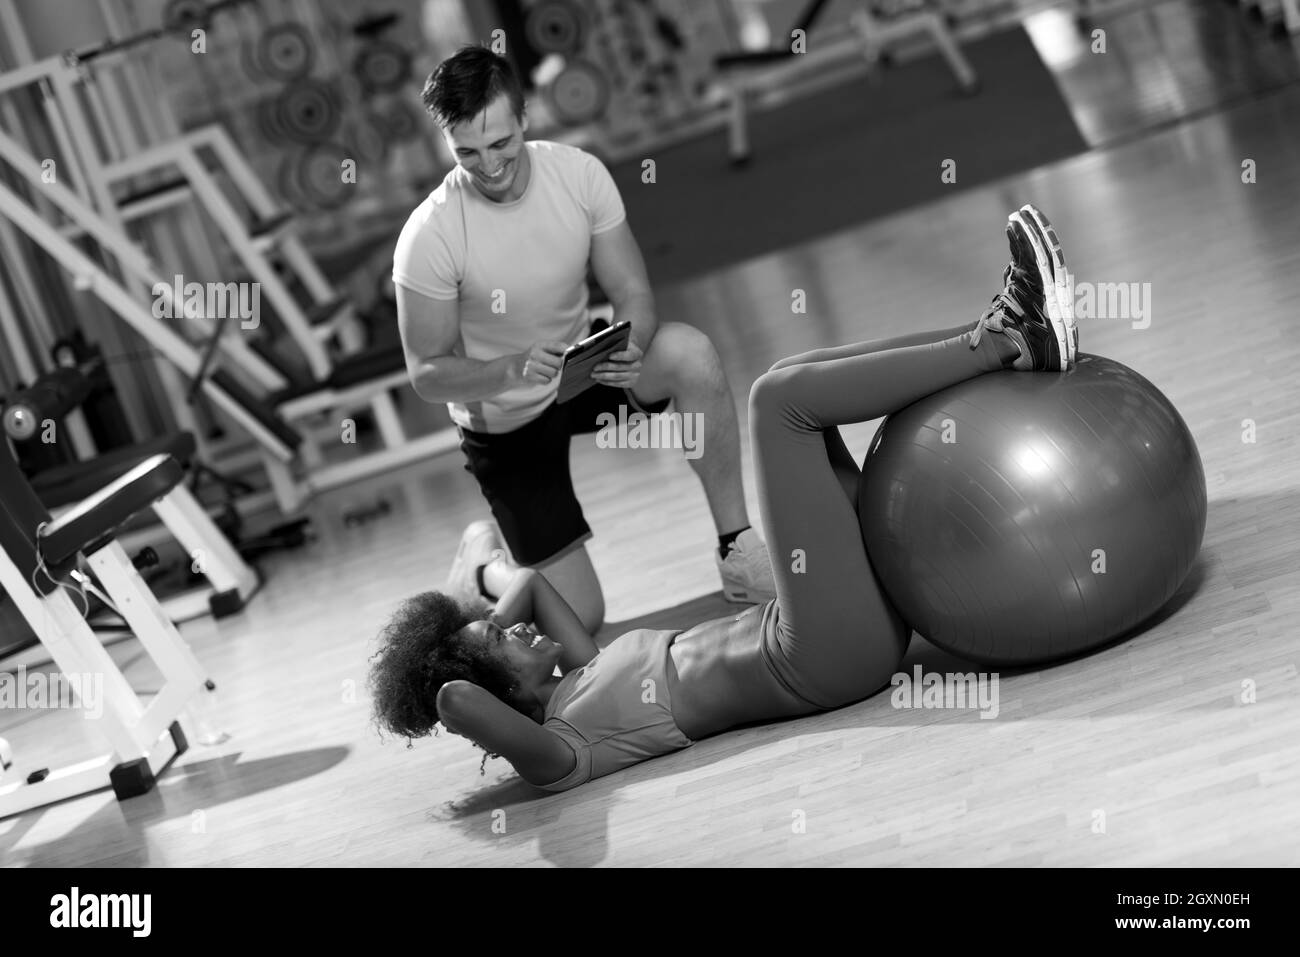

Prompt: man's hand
[
  {"left": 591, "top": 339, "right": 644, "bottom": 390},
  {"left": 510, "top": 341, "right": 568, "bottom": 387}
]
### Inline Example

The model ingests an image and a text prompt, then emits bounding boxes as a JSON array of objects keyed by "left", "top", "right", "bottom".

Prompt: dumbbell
[{"left": 2, "top": 362, "right": 99, "bottom": 442}]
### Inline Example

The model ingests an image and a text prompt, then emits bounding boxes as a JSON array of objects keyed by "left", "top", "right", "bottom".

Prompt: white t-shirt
[{"left": 392, "top": 140, "right": 627, "bottom": 433}]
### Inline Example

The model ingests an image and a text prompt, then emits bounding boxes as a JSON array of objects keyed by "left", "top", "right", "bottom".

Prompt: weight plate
[
  {"left": 353, "top": 40, "right": 412, "bottom": 96},
  {"left": 297, "top": 143, "right": 355, "bottom": 210},
  {"left": 258, "top": 22, "right": 315, "bottom": 81},
  {"left": 241, "top": 35, "right": 267, "bottom": 81},
  {"left": 546, "top": 59, "right": 610, "bottom": 126},
  {"left": 256, "top": 94, "right": 288, "bottom": 144},
  {"left": 276, "top": 79, "right": 340, "bottom": 144},
  {"left": 526, "top": 0, "right": 586, "bottom": 54}
]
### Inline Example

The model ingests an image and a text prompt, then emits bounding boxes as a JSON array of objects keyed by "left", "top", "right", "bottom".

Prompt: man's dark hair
[{"left": 420, "top": 46, "right": 526, "bottom": 129}]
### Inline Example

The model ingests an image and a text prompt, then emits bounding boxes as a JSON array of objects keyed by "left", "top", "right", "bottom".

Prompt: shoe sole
[
  {"left": 1018, "top": 204, "right": 1077, "bottom": 364},
  {"left": 1008, "top": 211, "right": 1068, "bottom": 372},
  {"left": 721, "top": 584, "right": 772, "bottom": 604}
]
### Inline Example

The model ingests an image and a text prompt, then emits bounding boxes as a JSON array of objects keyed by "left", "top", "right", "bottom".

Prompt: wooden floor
[{"left": 4, "top": 81, "right": 1300, "bottom": 868}]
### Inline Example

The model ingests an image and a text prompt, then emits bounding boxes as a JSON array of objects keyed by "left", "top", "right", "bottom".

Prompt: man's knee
[
  {"left": 536, "top": 549, "right": 606, "bottom": 631},
  {"left": 565, "top": 585, "right": 605, "bottom": 633},
  {"left": 645, "top": 322, "right": 724, "bottom": 390},
  {"left": 536, "top": 569, "right": 605, "bottom": 632}
]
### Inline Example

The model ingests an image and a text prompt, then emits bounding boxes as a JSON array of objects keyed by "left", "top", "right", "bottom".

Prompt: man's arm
[
  {"left": 396, "top": 285, "right": 567, "bottom": 403},
  {"left": 589, "top": 221, "right": 657, "bottom": 387},
  {"left": 490, "top": 568, "right": 598, "bottom": 674}
]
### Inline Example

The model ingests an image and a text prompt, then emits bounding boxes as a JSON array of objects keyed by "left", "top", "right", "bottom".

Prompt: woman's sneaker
[
  {"left": 1017, "top": 204, "right": 1077, "bottom": 364},
  {"left": 969, "top": 217, "right": 1069, "bottom": 372}
]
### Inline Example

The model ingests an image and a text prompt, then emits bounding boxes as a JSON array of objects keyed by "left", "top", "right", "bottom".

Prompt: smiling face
[
  {"left": 442, "top": 94, "right": 530, "bottom": 202},
  {"left": 458, "top": 618, "right": 563, "bottom": 699}
]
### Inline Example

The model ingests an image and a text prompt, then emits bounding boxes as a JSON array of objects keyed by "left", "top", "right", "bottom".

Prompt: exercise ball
[{"left": 858, "top": 354, "right": 1206, "bottom": 666}]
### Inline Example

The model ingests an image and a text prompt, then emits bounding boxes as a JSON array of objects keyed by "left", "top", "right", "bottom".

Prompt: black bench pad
[
  {"left": 31, "top": 432, "right": 196, "bottom": 509},
  {"left": 39, "top": 454, "right": 185, "bottom": 564},
  {"left": 272, "top": 343, "right": 408, "bottom": 403}
]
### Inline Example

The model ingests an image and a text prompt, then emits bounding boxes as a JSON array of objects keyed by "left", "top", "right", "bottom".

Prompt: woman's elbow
[{"left": 435, "top": 681, "right": 473, "bottom": 729}]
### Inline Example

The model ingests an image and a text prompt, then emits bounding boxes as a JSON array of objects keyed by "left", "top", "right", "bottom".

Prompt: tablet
[{"left": 555, "top": 320, "right": 632, "bottom": 404}]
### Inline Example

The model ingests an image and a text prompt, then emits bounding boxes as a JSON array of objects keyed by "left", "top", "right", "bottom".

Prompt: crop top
[{"left": 537, "top": 627, "right": 694, "bottom": 791}]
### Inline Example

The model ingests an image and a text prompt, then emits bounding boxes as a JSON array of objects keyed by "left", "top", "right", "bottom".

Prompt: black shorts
[{"left": 458, "top": 385, "right": 671, "bottom": 566}]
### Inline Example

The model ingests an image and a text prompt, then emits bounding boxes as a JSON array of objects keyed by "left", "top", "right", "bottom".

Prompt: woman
[{"left": 369, "top": 205, "right": 1077, "bottom": 791}]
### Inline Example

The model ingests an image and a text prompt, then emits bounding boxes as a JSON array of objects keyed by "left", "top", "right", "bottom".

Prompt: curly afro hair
[{"left": 368, "top": 591, "right": 516, "bottom": 742}]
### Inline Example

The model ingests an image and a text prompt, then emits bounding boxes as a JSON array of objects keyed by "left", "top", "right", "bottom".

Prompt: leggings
[{"left": 750, "top": 322, "right": 1009, "bottom": 709}]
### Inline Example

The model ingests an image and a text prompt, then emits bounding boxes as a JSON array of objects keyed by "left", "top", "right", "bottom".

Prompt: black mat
[{"left": 611, "top": 26, "right": 1088, "bottom": 286}]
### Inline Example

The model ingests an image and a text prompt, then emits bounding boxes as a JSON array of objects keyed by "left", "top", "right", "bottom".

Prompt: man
[{"left": 393, "top": 46, "right": 775, "bottom": 631}]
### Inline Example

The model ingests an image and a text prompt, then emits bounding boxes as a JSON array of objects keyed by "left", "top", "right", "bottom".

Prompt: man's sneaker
[
  {"left": 1018, "top": 204, "right": 1077, "bottom": 363},
  {"left": 969, "top": 218, "right": 1066, "bottom": 372},
  {"left": 717, "top": 528, "right": 777, "bottom": 604},
  {"left": 446, "top": 520, "right": 506, "bottom": 604}
]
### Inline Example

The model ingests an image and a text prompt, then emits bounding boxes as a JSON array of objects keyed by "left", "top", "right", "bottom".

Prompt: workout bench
[
  {"left": 3, "top": 360, "right": 261, "bottom": 626},
  {"left": 715, "top": 0, "right": 978, "bottom": 164},
  {"left": 0, "top": 442, "right": 215, "bottom": 819}
]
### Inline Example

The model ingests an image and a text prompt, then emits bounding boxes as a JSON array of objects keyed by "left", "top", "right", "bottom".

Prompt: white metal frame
[
  {"left": 112, "top": 476, "right": 260, "bottom": 620},
  {"left": 0, "top": 53, "right": 336, "bottom": 380},
  {"left": 0, "top": 51, "right": 467, "bottom": 515},
  {"left": 0, "top": 528, "right": 210, "bottom": 820},
  {"left": 0, "top": 163, "right": 468, "bottom": 513},
  {"left": 0, "top": 177, "right": 298, "bottom": 464},
  {"left": 718, "top": 4, "right": 977, "bottom": 163}
]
